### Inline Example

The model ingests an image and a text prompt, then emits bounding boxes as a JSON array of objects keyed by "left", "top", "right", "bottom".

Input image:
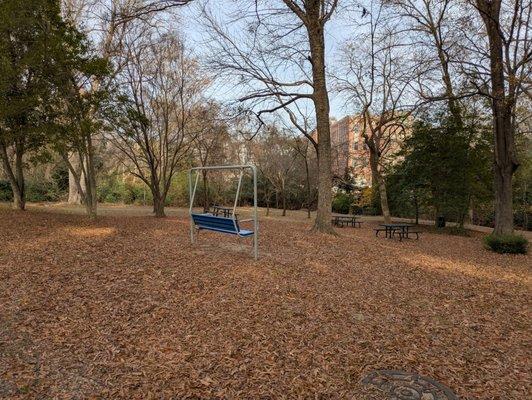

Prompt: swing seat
[{"left": 191, "top": 213, "right": 254, "bottom": 237}]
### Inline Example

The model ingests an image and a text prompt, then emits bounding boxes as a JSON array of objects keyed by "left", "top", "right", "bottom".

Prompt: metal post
[
  {"left": 189, "top": 170, "right": 200, "bottom": 243},
  {"left": 188, "top": 165, "right": 259, "bottom": 259},
  {"left": 253, "top": 165, "right": 258, "bottom": 260}
]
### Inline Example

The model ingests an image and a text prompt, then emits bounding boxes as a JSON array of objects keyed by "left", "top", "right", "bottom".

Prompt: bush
[
  {"left": 484, "top": 234, "right": 528, "bottom": 254},
  {"left": 0, "top": 180, "right": 13, "bottom": 201},
  {"left": 332, "top": 192, "right": 354, "bottom": 214},
  {"left": 26, "top": 180, "right": 64, "bottom": 202}
]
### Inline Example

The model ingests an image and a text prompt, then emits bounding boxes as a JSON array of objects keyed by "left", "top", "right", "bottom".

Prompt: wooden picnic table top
[
  {"left": 380, "top": 223, "right": 414, "bottom": 228},
  {"left": 332, "top": 214, "right": 358, "bottom": 219}
]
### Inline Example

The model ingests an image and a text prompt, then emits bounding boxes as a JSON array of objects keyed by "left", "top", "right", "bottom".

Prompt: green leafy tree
[
  {"left": 0, "top": 0, "right": 103, "bottom": 210},
  {"left": 390, "top": 112, "right": 492, "bottom": 226}
]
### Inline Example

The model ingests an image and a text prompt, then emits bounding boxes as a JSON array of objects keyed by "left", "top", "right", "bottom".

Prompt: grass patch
[{"left": 484, "top": 234, "right": 528, "bottom": 254}]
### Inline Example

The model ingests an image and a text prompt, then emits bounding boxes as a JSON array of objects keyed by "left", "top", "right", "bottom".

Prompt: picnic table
[
  {"left": 375, "top": 223, "right": 420, "bottom": 241},
  {"left": 212, "top": 205, "right": 234, "bottom": 218},
  {"left": 331, "top": 214, "right": 362, "bottom": 228}
]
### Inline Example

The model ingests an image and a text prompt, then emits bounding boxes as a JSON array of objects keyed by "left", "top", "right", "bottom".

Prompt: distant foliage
[
  {"left": 484, "top": 234, "right": 528, "bottom": 254},
  {"left": 0, "top": 180, "right": 13, "bottom": 201},
  {"left": 332, "top": 192, "right": 354, "bottom": 214}
]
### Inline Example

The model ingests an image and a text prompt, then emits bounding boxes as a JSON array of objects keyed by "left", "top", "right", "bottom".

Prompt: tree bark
[
  {"left": 202, "top": 171, "right": 209, "bottom": 212},
  {"left": 281, "top": 180, "right": 287, "bottom": 216},
  {"left": 368, "top": 142, "right": 391, "bottom": 223},
  {"left": 0, "top": 140, "right": 25, "bottom": 210},
  {"left": 67, "top": 152, "right": 84, "bottom": 204},
  {"left": 153, "top": 194, "right": 166, "bottom": 218},
  {"left": 476, "top": 0, "right": 519, "bottom": 235},
  {"left": 304, "top": 156, "right": 312, "bottom": 218},
  {"left": 307, "top": 19, "right": 334, "bottom": 233}
]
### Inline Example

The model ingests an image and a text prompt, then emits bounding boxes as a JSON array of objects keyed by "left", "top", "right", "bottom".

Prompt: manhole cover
[{"left": 362, "top": 370, "right": 458, "bottom": 400}]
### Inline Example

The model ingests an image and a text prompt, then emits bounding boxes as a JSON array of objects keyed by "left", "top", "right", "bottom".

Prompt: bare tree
[
  {"left": 60, "top": 0, "right": 193, "bottom": 212},
  {"left": 203, "top": 0, "right": 338, "bottom": 232},
  {"left": 250, "top": 126, "right": 298, "bottom": 216},
  {"left": 464, "top": 0, "right": 531, "bottom": 234},
  {"left": 388, "top": 0, "right": 465, "bottom": 124},
  {"left": 337, "top": 2, "right": 418, "bottom": 223},
  {"left": 109, "top": 31, "right": 206, "bottom": 217},
  {"left": 191, "top": 102, "right": 231, "bottom": 211}
]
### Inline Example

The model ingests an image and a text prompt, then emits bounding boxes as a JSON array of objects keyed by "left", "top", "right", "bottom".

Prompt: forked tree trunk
[
  {"left": 281, "top": 181, "right": 287, "bottom": 217},
  {"left": 308, "top": 20, "right": 334, "bottom": 233}
]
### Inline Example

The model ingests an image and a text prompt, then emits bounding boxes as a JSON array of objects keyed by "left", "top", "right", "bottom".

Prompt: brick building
[
  {"left": 312, "top": 115, "right": 372, "bottom": 187},
  {"left": 313, "top": 114, "right": 406, "bottom": 188}
]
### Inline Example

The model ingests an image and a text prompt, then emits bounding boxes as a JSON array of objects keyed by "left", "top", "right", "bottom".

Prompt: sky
[{"left": 177, "top": 1, "right": 363, "bottom": 120}]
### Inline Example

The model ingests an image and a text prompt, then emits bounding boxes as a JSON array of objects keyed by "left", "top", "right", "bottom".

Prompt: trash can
[{"left": 436, "top": 215, "right": 446, "bottom": 228}]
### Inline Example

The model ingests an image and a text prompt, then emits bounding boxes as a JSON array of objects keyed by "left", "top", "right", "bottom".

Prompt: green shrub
[
  {"left": 484, "top": 234, "right": 528, "bottom": 254},
  {"left": 0, "top": 180, "right": 13, "bottom": 201},
  {"left": 26, "top": 180, "right": 64, "bottom": 202},
  {"left": 332, "top": 192, "right": 354, "bottom": 214}
]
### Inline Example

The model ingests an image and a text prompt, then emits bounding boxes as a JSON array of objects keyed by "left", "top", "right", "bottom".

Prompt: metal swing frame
[{"left": 188, "top": 164, "right": 259, "bottom": 259}]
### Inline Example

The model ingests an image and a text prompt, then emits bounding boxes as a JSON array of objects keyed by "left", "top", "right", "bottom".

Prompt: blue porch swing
[{"left": 188, "top": 165, "right": 259, "bottom": 260}]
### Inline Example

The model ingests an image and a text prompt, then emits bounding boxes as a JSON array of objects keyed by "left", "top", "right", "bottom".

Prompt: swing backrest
[{"left": 191, "top": 213, "right": 254, "bottom": 237}]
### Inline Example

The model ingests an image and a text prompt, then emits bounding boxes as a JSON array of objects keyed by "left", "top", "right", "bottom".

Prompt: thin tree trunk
[
  {"left": 304, "top": 156, "right": 312, "bottom": 218},
  {"left": 202, "top": 171, "right": 209, "bottom": 212},
  {"left": 281, "top": 180, "right": 287, "bottom": 216},
  {"left": 308, "top": 21, "right": 333, "bottom": 233},
  {"left": 82, "top": 142, "right": 98, "bottom": 219}
]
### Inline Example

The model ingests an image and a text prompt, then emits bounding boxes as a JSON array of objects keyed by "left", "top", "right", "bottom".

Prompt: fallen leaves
[{"left": 0, "top": 207, "right": 530, "bottom": 399}]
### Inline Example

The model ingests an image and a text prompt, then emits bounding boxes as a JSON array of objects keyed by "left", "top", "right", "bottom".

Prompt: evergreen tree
[{"left": 0, "top": 0, "right": 104, "bottom": 210}]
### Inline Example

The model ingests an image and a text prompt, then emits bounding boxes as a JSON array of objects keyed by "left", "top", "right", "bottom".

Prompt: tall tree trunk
[
  {"left": 476, "top": 0, "right": 519, "bottom": 235},
  {"left": 308, "top": 20, "right": 333, "bottom": 233},
  {"left": 0, "top": 140, "right": 25, "bottom": 210},
  {"left": 369, "top": 147, "right": 391, "bottom": 223}
]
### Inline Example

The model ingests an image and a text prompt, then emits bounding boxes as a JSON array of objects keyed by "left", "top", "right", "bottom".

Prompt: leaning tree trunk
[
  {"left": 67, "top": 152, "right": 84, "bottom": 204},
  {"left": 308, "top": 21, "right": 334, "bottom": 233}
]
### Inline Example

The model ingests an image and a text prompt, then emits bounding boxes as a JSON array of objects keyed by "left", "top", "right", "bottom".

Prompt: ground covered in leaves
[{"left": 0, "top": 206, "right": 530, "bottom": 399}]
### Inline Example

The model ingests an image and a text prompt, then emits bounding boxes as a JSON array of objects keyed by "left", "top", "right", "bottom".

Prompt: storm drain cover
[{"left": 362, "top": 370, "right": 458, "bottom": 400}]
